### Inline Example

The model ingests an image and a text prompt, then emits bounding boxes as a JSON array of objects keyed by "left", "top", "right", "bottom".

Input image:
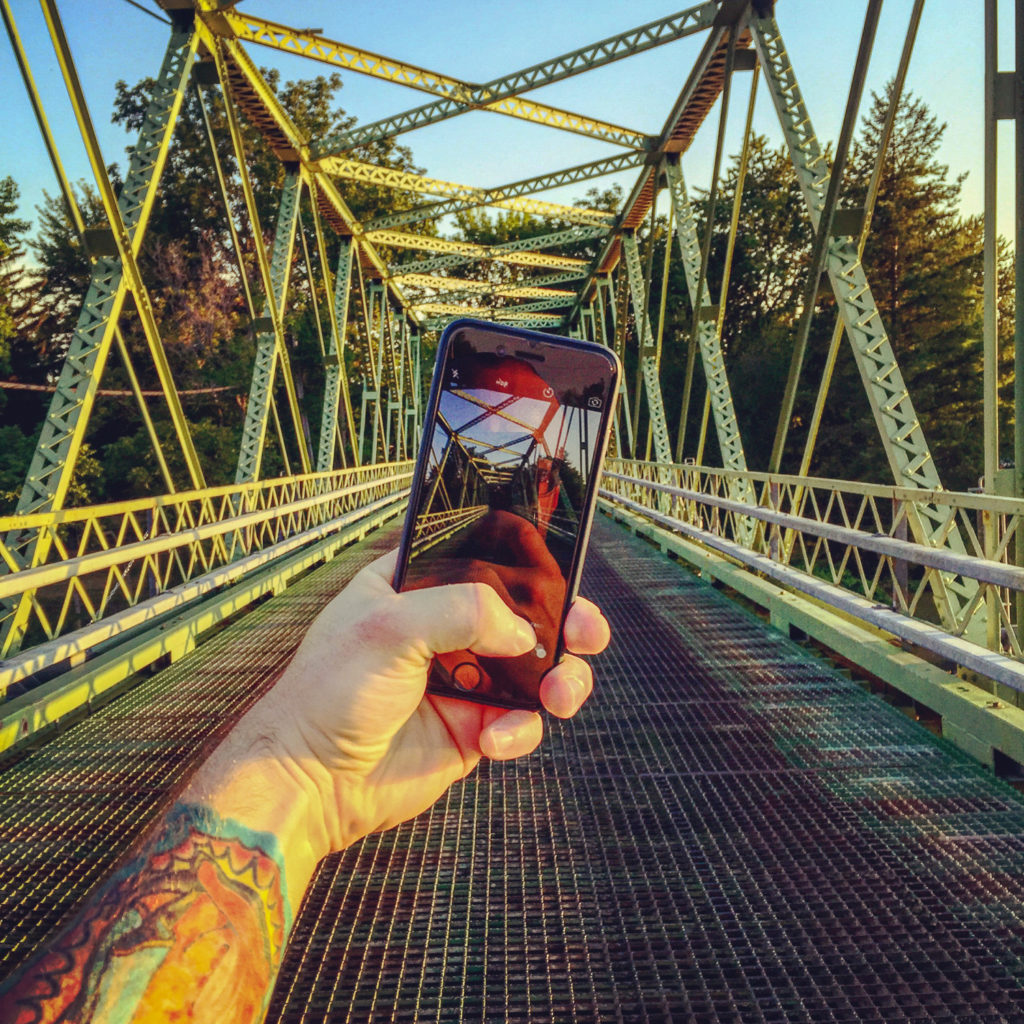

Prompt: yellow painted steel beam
[
  {"left": 317, "top": 155, "right": 480, "bottom": 198},
  {"left": 193, "top": 14, "right": 420, "bottom": 320},
  {"left": 411, "top": 302, "right": 564, "bottom": 318},
  {"left": 398, "top": 274, "right": 577, "bottom": 299},
  {"left": 215, "top": 10, "right": 646, "bottom": 150},
  {"left": 218, "top": 11, "right": 472, "bottom": 99},
  {"left": 0, "top": 489, "right": 410, "bottom": 754},
  {"left": 317, "top": 156, "right": 613, "bottom": 227},
  {"left": 368, "top": 230, "right": 587, "bottom": 270}
]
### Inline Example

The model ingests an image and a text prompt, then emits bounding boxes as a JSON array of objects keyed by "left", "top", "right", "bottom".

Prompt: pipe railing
[{"left": 601, "top": 458, "right": 1024, "bottom": 691}]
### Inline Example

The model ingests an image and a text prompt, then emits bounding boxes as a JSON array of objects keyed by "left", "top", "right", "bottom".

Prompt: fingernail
[
  {"left": 566, "top": 674, "right": 589, "bottom": 707},
  {"left": 489, "top": 728, "right": 515, "bottom": 755},
  {"left": 514, "top": 618, "right": 536, "bottom": 650}
]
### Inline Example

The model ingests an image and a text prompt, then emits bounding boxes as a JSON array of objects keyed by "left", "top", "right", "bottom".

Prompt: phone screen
[{"left": 397, "top": 321, "right": 619, "bottom": 710}]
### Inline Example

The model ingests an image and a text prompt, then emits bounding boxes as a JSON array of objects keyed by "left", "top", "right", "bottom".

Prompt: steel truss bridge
[{"left": 3, "top": 1, "right": 1024, "bottom": 1019}]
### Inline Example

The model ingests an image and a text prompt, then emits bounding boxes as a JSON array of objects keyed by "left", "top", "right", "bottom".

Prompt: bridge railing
[
  {"left": 0, "top": 462, "right": 412, "bottom": 749},
  {"left": 601, "top": 458, "right": 1024, "bottom": 696}
]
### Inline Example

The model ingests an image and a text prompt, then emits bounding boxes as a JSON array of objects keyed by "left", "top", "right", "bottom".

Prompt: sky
[{"left": 0, "top": 0, "right": 1017, "bottom": 245}]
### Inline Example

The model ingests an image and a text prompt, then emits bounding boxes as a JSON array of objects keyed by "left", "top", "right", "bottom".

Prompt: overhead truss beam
[
  {"left": 307, "top": 2, "right": 718, "bottom": 154},
  {"left": 216, "top": 10, "right": 648, "bottom": 151},
  {"left": 361, "top": 152, "right": 637, "bottom": 231}
]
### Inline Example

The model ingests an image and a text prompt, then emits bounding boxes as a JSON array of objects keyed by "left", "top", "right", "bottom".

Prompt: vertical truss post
[
  {"left": 235, "top": 169, "right": 306, "bottom": 482},
  {"left": 409, "top": 325, "right": 422, "bottom": 446},
  {"left": 622, "top": 232, "right": 672, "bottom": 465},
  {"left": 392, "top": 312, "right": 408, "bottom": 459},
  {"left": 362, "top": 280, "right": 387, "bottom": 463},
  {"left": 750, "top": 13, "right": 980, "bottom": 636},
  {"left": 609, "top": 265, "right": 635, "bottom": 458},
  {"left": 581, "top": 302, "right": 596, "bottom": 343},
  {"left": 1015, "top": 0, "right": 1024, "bottom": 502},
  {"left": 318, "top": 236, "right": 355, "bottom": 471}
]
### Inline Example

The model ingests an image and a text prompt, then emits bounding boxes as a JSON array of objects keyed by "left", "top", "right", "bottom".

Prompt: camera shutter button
[{"left": 452, "top": 662, "right": 482, "bottom": 690}]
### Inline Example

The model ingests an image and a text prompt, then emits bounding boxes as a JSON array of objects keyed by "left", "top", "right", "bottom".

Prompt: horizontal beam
[
  {"left": 400, "top": 273, "right": 577, "bottom": 299},
  {"left": 388, "top": 225, "right": 607, "bottom": 276},
  {"left": 363, "top": 152, "right": 637, "bottom": 230},
  {"left": 369, "top": 229, "right": 587, "bottom": 273}
]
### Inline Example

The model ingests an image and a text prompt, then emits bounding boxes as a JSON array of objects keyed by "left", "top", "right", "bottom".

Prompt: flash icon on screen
[{"left": 496, "top": 377, "right": 508, "bottom": 387}]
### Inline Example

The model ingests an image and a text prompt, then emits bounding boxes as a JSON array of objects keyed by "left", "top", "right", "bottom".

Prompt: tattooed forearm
[{"left": 0, "top": 805, "right": 291, "bottom": 1024}]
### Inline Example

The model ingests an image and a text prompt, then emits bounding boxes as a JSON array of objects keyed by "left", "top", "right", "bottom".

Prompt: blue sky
[{"left": 1, "top": 0, "right": 1016, "bottom": 241}]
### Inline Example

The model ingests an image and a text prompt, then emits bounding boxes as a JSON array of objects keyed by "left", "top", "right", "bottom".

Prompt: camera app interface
[{"left": 404, "top": 328, "right": 613, "bottom": 707}]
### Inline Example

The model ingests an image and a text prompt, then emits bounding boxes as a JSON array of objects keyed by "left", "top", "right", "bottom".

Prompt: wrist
[{"left": 181, "top": 703, "right": 333, "bottom": 911}]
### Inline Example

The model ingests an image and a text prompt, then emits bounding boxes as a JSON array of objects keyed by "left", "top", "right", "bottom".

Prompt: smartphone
[{"left": 393, "top": 318, "right": 621, "bottom": 711}]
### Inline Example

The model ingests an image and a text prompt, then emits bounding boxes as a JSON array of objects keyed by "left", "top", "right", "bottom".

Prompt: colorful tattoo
[{"left": 0, "top": 805, "right": 291, "bottom": 1024}]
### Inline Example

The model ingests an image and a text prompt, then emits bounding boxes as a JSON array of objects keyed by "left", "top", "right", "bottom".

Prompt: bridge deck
[{"left": 4, "top": 515, "right": 1024, "bottom": 1021}]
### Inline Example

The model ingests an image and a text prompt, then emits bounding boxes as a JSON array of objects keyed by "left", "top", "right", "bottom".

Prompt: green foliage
[
  {"left": 0, "top": 176, "right": 32, "bottom": 372},
  {"left": 0, "top": 424, "right": 36, "bottom": 511}
]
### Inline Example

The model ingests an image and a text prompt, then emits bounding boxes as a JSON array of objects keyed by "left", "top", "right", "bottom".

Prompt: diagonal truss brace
[
  {"left": 750, "top": 14, "right": 979, "bottom": 635},
  {"left": 235, "top": 170, "right": 308, "bottom": 482},
  {"left": 622, "top": 233, "right": 672, "bottom": 465},
  {"left": 2, "top": 21, "right": 199, "bottom": 654},
  {"left": 665, "top": 161, "right": 748, "bottom": 475},
  {"left": 218, "top": 11, "right": 647, "bottom": 152},
  {"left": 317, "top": 236, "right": 356, "bottom": 471}
]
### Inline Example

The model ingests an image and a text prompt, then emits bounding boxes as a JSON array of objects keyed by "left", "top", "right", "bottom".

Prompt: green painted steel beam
[
  {"left": 750, "top": 13, "right": 979, "bottom": 636},
  {"left": 314, "top": 2, "right": 717, "bottom": 155},
  {"left": 666, "top": 161, "right": 747, "bottom": 474},
  {"left": 365, "top": 153, "right": 633, "bottom": 231},
  {"left": 495, "top": 295, "right": 576, "bottom": 314},
  {"left": 236, "top": 170, "right": 303, "bottom": 482},
  {"left": 318, "top": 237, "right": 355, "bottom": 471},
  {"left": 622, "top": 232, "right": 672, "bottom": 465}
]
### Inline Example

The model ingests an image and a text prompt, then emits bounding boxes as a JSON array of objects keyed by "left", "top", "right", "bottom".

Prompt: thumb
[{"left": 390, "top": 581, "right": 537, "bottom": 659}]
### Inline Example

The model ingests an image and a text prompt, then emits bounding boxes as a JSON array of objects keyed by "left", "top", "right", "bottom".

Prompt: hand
[{"left": 234, "top": 548, "right": 610, "bottom": 857}]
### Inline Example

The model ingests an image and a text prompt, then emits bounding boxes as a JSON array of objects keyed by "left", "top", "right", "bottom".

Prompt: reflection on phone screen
[{"left": 403, "top": 337, "right": 608, "bottom": 707}]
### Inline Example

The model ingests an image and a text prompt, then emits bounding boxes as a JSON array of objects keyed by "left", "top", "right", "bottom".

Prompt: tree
[
  {"left": 0, "top": 176, "right": 31, "bottom": 360},
  {"left": 810, "top": 86, "right": 995, "bottom": 490}
]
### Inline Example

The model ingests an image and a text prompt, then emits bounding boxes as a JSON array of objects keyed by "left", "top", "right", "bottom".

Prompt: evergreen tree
[{"left": 812, "top": 85, "right": 992, "bottom": 490}]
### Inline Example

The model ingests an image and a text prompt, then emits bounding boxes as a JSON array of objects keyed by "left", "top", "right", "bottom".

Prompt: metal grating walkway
[{"left": 6, "top": 515, "right": 1024, "bottom": 1021}]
